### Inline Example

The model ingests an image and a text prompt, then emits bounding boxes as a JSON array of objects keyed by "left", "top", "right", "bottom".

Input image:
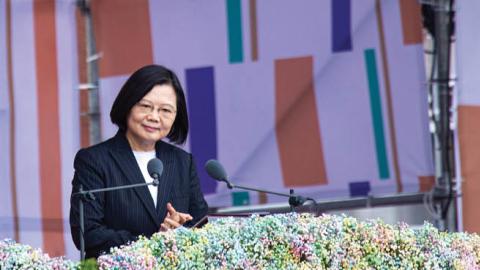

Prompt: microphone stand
[
  {"left": 220, "top": 179, "right": 317, "bottom": 211},
  {"left": 73, "top": 179, "right": 159, "bottom": 261}
]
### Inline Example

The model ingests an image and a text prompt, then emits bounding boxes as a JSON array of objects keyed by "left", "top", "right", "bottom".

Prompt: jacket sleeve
[
  {"left": 69, "top": 149, "right": 136, "bottom": 258},
  {"left": 185, "top": 154, "right": 209, "bottom": 227}
]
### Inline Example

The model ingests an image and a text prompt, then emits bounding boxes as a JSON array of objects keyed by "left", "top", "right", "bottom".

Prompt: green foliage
[{"left": 78, "top": 258, "right": 98, "bottom": 270}]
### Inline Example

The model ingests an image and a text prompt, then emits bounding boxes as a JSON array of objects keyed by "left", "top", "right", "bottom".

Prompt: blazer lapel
[
  {"left": 108, "top": 132, "right": 161, "bottom": 227},
  {"left": 155, "top": 140, "right": 175, "bottom": 219}
]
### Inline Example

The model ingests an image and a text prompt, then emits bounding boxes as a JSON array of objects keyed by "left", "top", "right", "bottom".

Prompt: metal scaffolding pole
[
  {"left": 423, "top": 0, "right": 456, "bottom": 231},
  {"left": 77, "top": 0, "right": 101, "bottom": 145}
]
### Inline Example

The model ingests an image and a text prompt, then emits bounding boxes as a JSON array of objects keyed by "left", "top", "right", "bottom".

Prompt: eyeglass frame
[{"left": 133, "top": 99, "right": 177, "bottom": 120}]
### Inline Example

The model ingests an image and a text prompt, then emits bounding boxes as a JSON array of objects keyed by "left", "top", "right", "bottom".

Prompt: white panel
[
  {"left": 0, "top": 0, "right": 14, "bottom": 240},
  {"left": 212, "top": 61, "right": 284, "bottom": 205},
  {"left": 258, "top": 0, "right": 330, "bottom": 61},
  {"left": 11, "top": 0, "right": 43, "bottom": 248},
  {"left": 56, "top": 0, "right": 80, "bottom": 259},
  {"left": 0, "top": 111, "right": 13, "bottom": 239},
  {"left": 149, "top": 0, "right": 227, "bottom": 67},
  {"left": 0, "top": 0, "right": 8, "bottom": 110},
  {"left": 99, "top": 74, "right": 128, "bottom": 140},
  {"left": 381, "top": 1, "right": 433, "bottom": 187},
  {"left": 456, "top": 1, "right": 480, "bottom": 105}
]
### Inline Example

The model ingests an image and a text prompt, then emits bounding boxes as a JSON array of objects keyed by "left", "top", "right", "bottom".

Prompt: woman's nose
[{"left": 146, "top": 111, "right": 161, "bottom": 122}]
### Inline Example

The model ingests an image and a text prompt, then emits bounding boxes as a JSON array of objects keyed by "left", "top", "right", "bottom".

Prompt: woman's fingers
[
  {"left": 166, "top": 203, "right": 176, "bottom": 215},
  {"left": 171, "top": 212, "right": 192, "bottom": 224},
  {"left": 159, "top": 216, "right": 182, "bottom": 232},
  {"left": 177, "top": 213, "right": 193, "bottom": 223},
  {"left": 165, "top": 203, "right": 193, "bottom": 224},
  {"left": 159, "top": 223, "right": 169, "bottom": 232},
  {"left": 164, "top": 216, "right": 181, "bottom": 228}
]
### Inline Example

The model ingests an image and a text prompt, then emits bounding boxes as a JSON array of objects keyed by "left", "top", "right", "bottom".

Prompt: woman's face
[{"left": 126, "top": 84, "right": 177, "bottom": 151}]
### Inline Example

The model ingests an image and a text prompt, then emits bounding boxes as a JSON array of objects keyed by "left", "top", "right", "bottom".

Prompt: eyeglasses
[{"left": 134, "top": 100, "right": 177, "bottom": 120}]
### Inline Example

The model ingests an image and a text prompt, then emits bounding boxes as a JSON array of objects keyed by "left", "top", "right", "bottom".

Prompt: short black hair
[{"left": 110, "top": 65, "right": 189, "bottom": 145}]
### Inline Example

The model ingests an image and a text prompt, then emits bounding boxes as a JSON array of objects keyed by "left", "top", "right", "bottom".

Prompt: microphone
[
  {"left": 205, "top": 159, "right": 233, "bottom": 188},
  {"left": 205, "top": 159, "right": 317, "bottom": 209},
  {"left": 147, "top": 158, "right": 163, "bottom": 186}
]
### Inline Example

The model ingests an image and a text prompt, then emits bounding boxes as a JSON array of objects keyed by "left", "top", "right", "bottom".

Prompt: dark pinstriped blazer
[{"left": 69, "top": 132, "right": 208, "bottom": 258}]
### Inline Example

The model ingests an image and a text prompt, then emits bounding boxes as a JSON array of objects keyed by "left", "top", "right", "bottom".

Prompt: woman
[{"left": 69, "top": 65, "right": 208, "bottom": 258}]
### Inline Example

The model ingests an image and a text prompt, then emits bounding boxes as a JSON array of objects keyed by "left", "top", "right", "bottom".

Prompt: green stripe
[
  {"left": 364, "top": 49, "right": 390, "bottom": 179},
  {"left": 226, "top": 0, "right": 243, "bottom": 63},
  {"left": 232, "top": 191, "right": 250, "bottom": 206}
]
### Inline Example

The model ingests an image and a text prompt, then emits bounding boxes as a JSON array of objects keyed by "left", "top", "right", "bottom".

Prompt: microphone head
[
  {"left": 147, "top": 158, "right": 164, "bottom": 180},
  {"left": 205, "top": 159, "right": 228, "bottom": 181}
]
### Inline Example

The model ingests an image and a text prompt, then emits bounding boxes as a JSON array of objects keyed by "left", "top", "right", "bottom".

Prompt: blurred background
[{"left": 1, "top": 0, "right": 478, "bottom": 260}]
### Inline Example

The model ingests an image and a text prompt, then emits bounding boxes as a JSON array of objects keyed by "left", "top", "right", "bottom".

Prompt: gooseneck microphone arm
[
  {"left": 74, "top": 180, "right": 159, "bottom": 197},
  {"left": 73, "top": 158, "right": 163, "bottom": 261},
  {"left": 219, "top": 179, "right": 316, "bottom": 207},
  {"left": 205, "top": 160, "right": 317, "bottom": 209}
]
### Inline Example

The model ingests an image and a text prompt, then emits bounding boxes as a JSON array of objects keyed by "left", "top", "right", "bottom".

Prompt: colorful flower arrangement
[
  {"left": 0, "top": 238, "right": 79, "bottom": 270},
  {"left": 97, "top": 213, "right": 480, "bottom": 269},
  {"left": 2, "top": 213, "right": 480, "bottom": 269}
]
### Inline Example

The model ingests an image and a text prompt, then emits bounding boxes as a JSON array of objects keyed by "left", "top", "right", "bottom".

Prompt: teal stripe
[
  {"left": 232, "top": 191, "right": 250, "bottom": 206},
  {"left": 226, "top": 0, "right": 243, "bottom": 63},
  {"left": 364, "top": 49, "right": 390, "bottom": 179}
]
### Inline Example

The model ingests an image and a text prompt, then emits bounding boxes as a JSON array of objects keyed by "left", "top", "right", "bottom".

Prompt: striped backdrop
[{"left": 0, "top": 0, "right": 434, "bottom": 259}]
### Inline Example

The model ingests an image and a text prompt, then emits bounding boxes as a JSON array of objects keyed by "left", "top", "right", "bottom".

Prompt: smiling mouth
[{"left": 142, "top": 125, "right": 160, "bottom": 132}]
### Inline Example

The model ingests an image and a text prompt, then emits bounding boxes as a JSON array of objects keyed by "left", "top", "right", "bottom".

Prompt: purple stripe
[
  {"left": 186, "top": 66, "right": 217, "bottom": 194},
  {"left": 349, "top": 181, "right": 371, "bottom": 197},
  {"left": 332, "top": 0, "right": 352, "bottom": 52}
]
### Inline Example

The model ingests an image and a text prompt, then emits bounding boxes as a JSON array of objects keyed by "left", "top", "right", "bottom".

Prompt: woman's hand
[{"left": 159, "top": 203, "right": 193, "bottom": 231}]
